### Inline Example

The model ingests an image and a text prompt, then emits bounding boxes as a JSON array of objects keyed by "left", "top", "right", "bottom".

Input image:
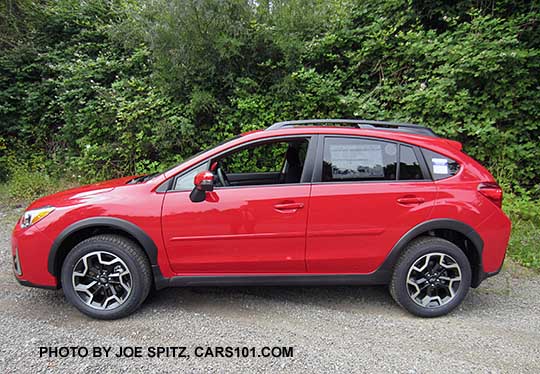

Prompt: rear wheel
[
  {"left": 61, "top": 235, "right": 152, "bottom": 320},
  {"left": 390, "top": 237, "right": 471, "bottom": 317}
]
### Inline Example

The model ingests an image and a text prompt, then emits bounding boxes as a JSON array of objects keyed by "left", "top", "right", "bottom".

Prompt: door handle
[
  {"left": 397, "top": 196, "right": 425, "bottom": 205},
  {"left": 274, "top": 202, "right": 305, "bottom": 212}
]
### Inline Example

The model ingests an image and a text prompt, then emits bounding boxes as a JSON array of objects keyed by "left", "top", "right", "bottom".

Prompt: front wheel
[
  {"left": 61, "top": 234, "right": 152, "bottom": 320},
  {"left": 390, "top": 237, "right": 471, "bottom": 317}
]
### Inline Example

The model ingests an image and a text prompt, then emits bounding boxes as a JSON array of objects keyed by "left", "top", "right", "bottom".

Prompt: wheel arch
[
  {"left": 380, "top": 218, "right": 485, "bottom": 287},
  {"left": 48, "top": 217, "right": 158, "bottom": 280}
]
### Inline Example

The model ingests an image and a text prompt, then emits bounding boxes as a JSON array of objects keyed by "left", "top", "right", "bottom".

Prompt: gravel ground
[{"left": 1, "top": 204, "right": 540, "bottom": 373}]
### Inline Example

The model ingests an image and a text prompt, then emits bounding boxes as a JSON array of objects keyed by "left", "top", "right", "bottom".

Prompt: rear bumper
[
  {"left": 485, "top": 269, "right": 502, "bottom": 278},
  {"left": 473, "top": 267, "right": 503, "bottom": 288},
  {"left": 477, "top": 210, "right": 511, "bottom": 274},
  {"left": 471, "top": 211, "right": 510, "bottom": 287}
]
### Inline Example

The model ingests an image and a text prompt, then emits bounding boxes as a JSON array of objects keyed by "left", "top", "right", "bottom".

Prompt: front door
[{"left": 162, "top": 137, "right": 313, "bottom": 274}]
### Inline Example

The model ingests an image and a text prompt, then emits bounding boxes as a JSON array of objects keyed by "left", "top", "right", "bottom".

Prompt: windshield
[{"left": 127, "top": 172, "right": 160, "bottom": 184}]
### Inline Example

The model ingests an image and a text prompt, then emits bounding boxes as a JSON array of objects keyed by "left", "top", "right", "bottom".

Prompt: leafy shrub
[
  {"left": 0, "top": 136, "right": 8, "bottom": 182},
  {"left": 5, "top": 168, "right": 56, "bottom": 201},
  {"left": 504, "top": 194, "right": 540, "bottom": 269},
  {"left": 0, "top": 0, "right": 539, "bottom": 196}
]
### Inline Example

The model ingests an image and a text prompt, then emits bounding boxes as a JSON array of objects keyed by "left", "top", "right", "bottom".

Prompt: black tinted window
[
  {"left": 421, "top": 148, "right": 460, "bottom": 180},
  {"left": 399, "top": 145, "right": 423, "bottom": 180},
  {"left": 221, "top": 141, "right": 290, "bottom": 174},
  {"left": 322, "top": 138, "right": 397, "bottom": 182},
  {"left": 216, "top": 139, "right": 309, "bottom": 186}
]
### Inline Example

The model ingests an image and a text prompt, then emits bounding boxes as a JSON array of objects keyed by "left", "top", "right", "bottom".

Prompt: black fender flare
[
  {"left": 377, "top": 218, "right": 484, "bottom": 277},
  {"left": 47, "top": 217, "right": 158, "bottom": 277}
]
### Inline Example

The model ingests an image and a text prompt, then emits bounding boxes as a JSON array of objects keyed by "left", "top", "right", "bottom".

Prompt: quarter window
[
  {"left": 322, "top": 137, "right": 397, "bottom": 182},
  {"left": 421, "top": 148, "right": 460, "bottom": 180},
  {"left": 172, "top": 162, "right": 208, "bottom": 191}
]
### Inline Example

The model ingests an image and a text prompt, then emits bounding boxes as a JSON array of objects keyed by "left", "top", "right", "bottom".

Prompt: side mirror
[
  {"left": 190, "top": 171, "right": 214, "bottom": 202},
  {"left": 194, "top": 170, "right": 215, "bottom": 191}
]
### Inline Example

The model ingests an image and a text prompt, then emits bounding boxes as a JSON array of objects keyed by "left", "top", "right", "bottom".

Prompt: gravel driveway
[{"left": 1, "top": 204, "right": 539, "bottom": 373}]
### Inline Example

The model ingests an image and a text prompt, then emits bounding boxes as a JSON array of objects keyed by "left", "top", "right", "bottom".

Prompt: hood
[{"left": 27, "top": 175, "right": 137, "bottom": 210}]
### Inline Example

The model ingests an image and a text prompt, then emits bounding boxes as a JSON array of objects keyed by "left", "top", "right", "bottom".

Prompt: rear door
[{"left": 306, "top": 136, "right": 437, "bottom": 274}]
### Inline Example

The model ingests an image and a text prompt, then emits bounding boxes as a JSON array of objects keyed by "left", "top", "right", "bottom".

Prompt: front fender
[{"left": 47, "top": 217, "right": 159, "bottom": 277}]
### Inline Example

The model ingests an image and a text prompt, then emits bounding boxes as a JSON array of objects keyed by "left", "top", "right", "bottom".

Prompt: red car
[{"left": 12, "top": 119, "right": 511, "bottom": 319}]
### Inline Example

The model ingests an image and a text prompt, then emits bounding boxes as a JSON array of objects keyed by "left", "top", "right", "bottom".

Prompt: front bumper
[
  {"left": 11, "top": 222, "right": 58, "bottom": 289},
  {"left": 15, "top": 275, "right": 59, "bottom": 290}
]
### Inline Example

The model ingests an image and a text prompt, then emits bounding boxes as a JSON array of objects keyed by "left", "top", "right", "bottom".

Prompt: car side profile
[{"left": 12, "top": 119, "right": 511, "bottom": 319}]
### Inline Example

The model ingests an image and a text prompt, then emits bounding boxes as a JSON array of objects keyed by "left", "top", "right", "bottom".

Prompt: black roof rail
[{"left": 266, "top": 119, "right": 437, "bottom": 137}]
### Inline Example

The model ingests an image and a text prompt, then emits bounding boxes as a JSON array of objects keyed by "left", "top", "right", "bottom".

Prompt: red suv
[{"left": 12, "top": 119, "right": 511, "bottom": 319}]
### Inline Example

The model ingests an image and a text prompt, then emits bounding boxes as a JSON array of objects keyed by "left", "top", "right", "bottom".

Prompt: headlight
[{"left": 20, "top": 206, "right": 55, "bottom": 228}]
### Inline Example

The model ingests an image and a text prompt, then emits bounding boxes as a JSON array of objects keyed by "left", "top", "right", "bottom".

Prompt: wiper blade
[{"left": 127, "top": 172, "right": 159, "bottom": 184}]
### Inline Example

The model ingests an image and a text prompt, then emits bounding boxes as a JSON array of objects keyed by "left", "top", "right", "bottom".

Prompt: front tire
[
  {"left": 61, "top": 234, "right": 152, "bottom": 320},
  {"left": 390, "top": 236, "right": 471, "bottom": 317}
]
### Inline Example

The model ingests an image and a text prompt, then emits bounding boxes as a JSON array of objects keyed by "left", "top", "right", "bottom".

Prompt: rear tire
[
  {"left": 390, "top": 236, "right": 471, "bottom": 317},
  {"left": 61, "top": 234, "right": 152, "bottom": 320}
]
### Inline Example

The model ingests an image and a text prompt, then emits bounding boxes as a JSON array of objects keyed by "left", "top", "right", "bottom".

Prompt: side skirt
[{"left": 154, "top": 270, "right": 392, "bottom": 289}]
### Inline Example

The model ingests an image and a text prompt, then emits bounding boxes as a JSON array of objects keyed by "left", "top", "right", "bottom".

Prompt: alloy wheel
[
  {"left": 406, "top": 252, "right": 462, "bottom": 308},
  {"left": 71, "top": 251, "right": 132, "bottom": 310}
]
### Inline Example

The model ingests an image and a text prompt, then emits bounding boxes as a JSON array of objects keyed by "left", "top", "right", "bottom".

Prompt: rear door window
[
  {"left": 322, "top": 137, "right": 397, "bottom": 182},
  {"left": 398, "top": 145, "right": 423, "bottom": 180}
]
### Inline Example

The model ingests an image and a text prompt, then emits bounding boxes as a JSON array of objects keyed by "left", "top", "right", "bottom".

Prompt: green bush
[
  {"left": 5, "top": 168, "right": 56, "bottom": 201},
  {"left": 4, "top": 0, "right": 538, "bottom": 192},
  {"left": 1, "top": 0, "right": 539, "bottom": 189},
  {"left": 0, "top": 136, "right": 8, "bottom": 182},
  {"left": 504, "top": 195, "right": 540, "bottom": 270}
]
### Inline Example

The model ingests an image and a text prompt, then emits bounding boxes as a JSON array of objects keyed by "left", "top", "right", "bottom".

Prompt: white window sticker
[
  {"left": 432, "top": 158, "right": 449, "bottom": 174},
  {"left": 329, "top": 143, "right": 384, "bottom": 178}
]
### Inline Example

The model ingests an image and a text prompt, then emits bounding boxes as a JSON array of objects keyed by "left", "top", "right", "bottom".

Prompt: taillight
[{"left": 478, "top": 182, "right": 503, "bottom": 207}]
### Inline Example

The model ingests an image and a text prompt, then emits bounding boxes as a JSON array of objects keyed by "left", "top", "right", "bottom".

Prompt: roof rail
[{"left": 266, "top": 119, "right": 437, "bottom": 137}]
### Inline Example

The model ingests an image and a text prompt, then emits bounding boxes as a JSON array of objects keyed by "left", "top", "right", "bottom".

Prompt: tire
[
  {"left": 389, "top": 236, "right": 471, "bottom": 317},
  {"left": 61, "top": 234, "right": 152, "bottom": 320}
]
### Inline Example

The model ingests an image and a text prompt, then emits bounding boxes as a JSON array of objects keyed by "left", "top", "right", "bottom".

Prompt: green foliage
[
  {"left": 0, "top": 0, "right": 42, "bottom": 48},
  {"left": 302, "top": 3, "right": 540, "bottom": 194},
  {"left": 5, "top": 168, "right": 55, "bottom": 201},
  {"left": 0, "top": 0, "right": 201, "bottom": 183},
  {"left": 0, "top": 149, "right": 73, "bottom": 201},
  {"left": 0, "top": 135, "right": 7, "bottom": 182},
  {"left": 0, "top": 0, "right": 539, "bottom": 269},
  {"left": 221, "top": 140, "right": 291, "bottom": 174},
  {"left": 504, "top": 195, "right": 540, "bottom": 269},
  {"left": 136, "top": 0, "right": 253, "bottom": 96},
  {"left": 0, "top": 0, "right": 539, "bottom": 197}
]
